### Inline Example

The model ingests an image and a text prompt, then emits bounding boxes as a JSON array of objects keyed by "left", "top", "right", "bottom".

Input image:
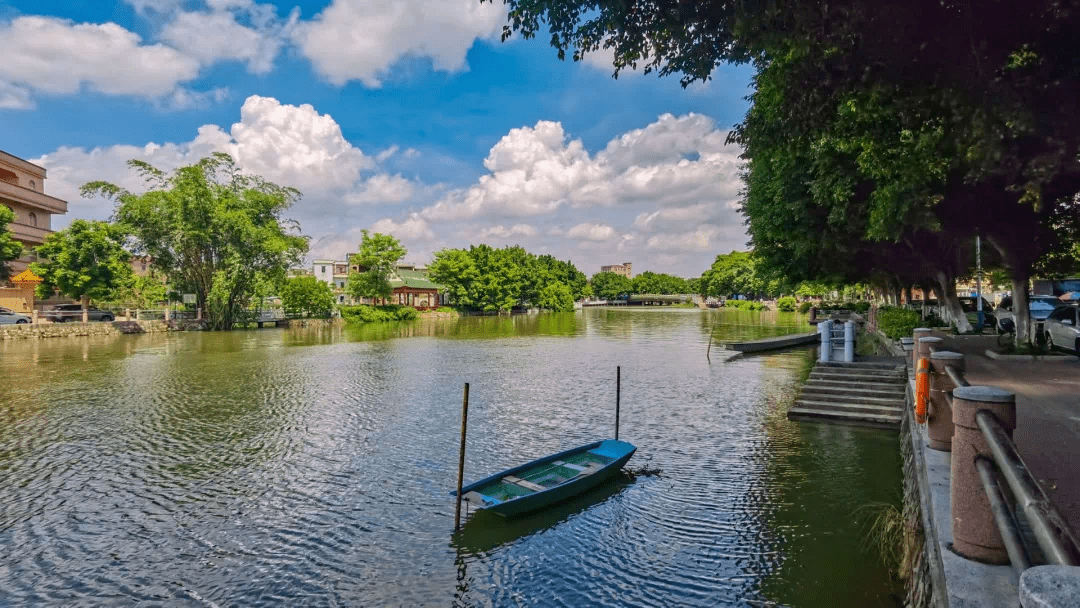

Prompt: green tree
[
  {"left": 346, "top": 230, "right": 407, "bottom": 302},
  {"left": 31, "top": 219, "right": 134, "bottom": 310},
  {"left": 700, "top": 251, "right": 760, "bottom": 298},
  {"left": 537, "top": 282, "right": 575, "bottom": 312},
  {"left": 429, "top": 248, "right": 479, "bottom": 307},
  {"left": 111, "top": 274, "right": 168, "bottom": 309},
  {"left": 0, "top": 205, "right": 25, "bottom": 282},
  {"left": 281, "top": 275, "right": 335, "bottom": 317},
  {"left": 82, "top": 153, "right": 308, "bottom": 331},
  {"left": 590, "top": 271, "right": 632, "bottom": 301}
]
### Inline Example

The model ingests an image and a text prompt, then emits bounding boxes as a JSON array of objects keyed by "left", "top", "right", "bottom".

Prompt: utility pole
[{"left": 976, "top": 234, "right": 984, "bottom": 331}]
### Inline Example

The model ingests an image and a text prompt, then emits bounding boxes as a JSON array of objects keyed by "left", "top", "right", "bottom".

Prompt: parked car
[
  {"left": 994, "top": 295, "right": 1060, "bottom": 334},
  {"left": 957, "top": 296, "right": 996, "bottom": 330},
  {"left": 0, "top": 306, "right": 31, "bottom": 324},
  {"left": 42, "top": 304, "right": 115, "bottom": 323},
  {"left": 1043, "top": 305, "right": 1080, "bottom": 354}
]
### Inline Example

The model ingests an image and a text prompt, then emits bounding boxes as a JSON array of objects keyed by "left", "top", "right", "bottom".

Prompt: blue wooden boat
[{"left": 452, "top": 439, "right": 636, "bottom": 518}]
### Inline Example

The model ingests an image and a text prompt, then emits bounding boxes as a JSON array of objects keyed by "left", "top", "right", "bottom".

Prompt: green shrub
[
  {"left": 798, "top": 301, "right": 813, "bottom": 314},
  {"left": 339, "top": 304, "right": 419, "bottom": 324},
  {"left": 777, "top": 296, "right": 797, "bottom": 312},
  {"left": 850, "top": 301, "right": 871, "bottom": 313},
  {"left": 726, "top": 299, "right": 765, "bottom": 311},
  {"left": 877, "top": 306, "right": 922, "bottom": 339}
]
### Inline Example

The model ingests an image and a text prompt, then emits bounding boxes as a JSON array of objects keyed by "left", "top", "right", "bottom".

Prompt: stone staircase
[{"left": 787, "top": 360, "right": 907, "bottom": 429}]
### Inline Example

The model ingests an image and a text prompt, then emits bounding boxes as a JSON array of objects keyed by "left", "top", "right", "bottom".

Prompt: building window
[
  {"left": 28, "top": 212, "right": 37, "bottom": 227},
  {"left": 321, "top": 265, "right": 327, "bottom": 273}
]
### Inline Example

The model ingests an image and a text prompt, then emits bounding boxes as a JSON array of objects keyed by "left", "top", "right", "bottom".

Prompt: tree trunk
[
  {"left": 935, "top": 270, "right": 973, "bottom": 333},
  {"left": 1011, "top": 272, "right": 1032, "bottom": 348},
  {"left": 81, "top": 294, "right": 89, "bottom": 323},
  {"left": 903, "top": 285, "right": 913, "bottom": 306}
]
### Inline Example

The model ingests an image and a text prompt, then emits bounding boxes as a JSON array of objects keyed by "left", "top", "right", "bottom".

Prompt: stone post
[
  {"left": 124, "top": 308, "right": 130, "bottom": 321},
  {"left": 809, "top": 306, "right": 818, "bottom": 323},
  {"left": 927, "top": 350, "right": 964, "bottom": 451},
  {"left": 31, "top": 309, "right": 38, "bottom": 324},
  {"left": 916, "top": 335, "right": 942, "bottom": 371},
  {"left": 1020, "top": 565, "right": 1080, "bottom": 608},
  {"left": 951, "top": 385, "right": 1017, "bottom": 564},
  {"left": 912, "top": 328, "right": 933, "bottom": 369},
  {"left": 82, "top": 308, "right": 89, "bottom": 323},
  {"left": 196, "top": 307, "right": 202, "bottom": 321},
  {"left": 844, "top": 320, "right": 855, "bottom": 362},
  {"left": 819, "top": 320, "right": 832, "bottom": 362}
]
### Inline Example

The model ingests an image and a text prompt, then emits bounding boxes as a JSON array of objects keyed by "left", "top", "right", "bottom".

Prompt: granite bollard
[
  {"left": 951, "top": 385, "right": 1017, "bottom": 564},
  {"left": 928, "top": 350, "right": 964, "bottom": 451}
]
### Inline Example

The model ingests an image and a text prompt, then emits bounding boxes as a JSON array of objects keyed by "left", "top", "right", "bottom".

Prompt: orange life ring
[{"left": 914, "top": 357, "right": 930, "bottom": 424}]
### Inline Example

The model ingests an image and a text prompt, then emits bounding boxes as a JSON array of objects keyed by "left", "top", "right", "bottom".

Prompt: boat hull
[{"left": 454, "top": 440, "right": 636, "bottom": 518}]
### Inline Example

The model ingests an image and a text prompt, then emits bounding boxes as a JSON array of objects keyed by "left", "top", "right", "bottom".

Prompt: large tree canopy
[
  {"left": 429, "top": 244, "right": 586, "bottom": 312},
  {"left": 32, "top": 219, "right": 134, "bottom": 307},
  {"left": 82, "top": 153, "right": 308, "bottom": 331},
  {"left": 496, "top": 0, "right": 1080, "bottom": 342}
]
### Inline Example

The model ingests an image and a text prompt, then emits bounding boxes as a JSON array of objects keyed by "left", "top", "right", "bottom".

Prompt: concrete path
[{"left": 930, "top": 334, "right": 1080, "bottom": 538}]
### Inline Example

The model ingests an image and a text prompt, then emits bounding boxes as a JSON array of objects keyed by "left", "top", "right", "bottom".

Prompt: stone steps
[
  {"left": 789, "top": 360, "right": 906, "bottom": 430},
  {"left": 787, "top": 406, "right": 902, "bottom": 429},
  {"left": 797, "top": 389, "right": 906, "bottom": 406}
]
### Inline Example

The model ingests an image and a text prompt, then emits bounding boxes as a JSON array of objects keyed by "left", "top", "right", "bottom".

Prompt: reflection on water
[{"left": 0, "top": 309, "right": 901, "bottom": 606}]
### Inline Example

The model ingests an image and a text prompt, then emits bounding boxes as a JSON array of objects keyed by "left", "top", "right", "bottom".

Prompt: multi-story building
[
  {"left": 313, "top": 259, "right": 351, "bottom": 304},
  {"left": 1, "top": 150, "right": 68, "bottom": 275},
  {"left": 600, "top": 262, "right": 633, "bottom": 278}
]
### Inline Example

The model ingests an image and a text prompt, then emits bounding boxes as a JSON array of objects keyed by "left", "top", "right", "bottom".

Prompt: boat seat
[
  {"left": 503, "top": 475, "right": 545, "bottom": 493},
  {"left": 555, "top": 461, "right": 588, "bottom": 472}
]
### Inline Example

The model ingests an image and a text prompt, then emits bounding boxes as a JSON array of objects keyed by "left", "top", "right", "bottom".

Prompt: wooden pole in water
[
  {"left": 706, "top": 332, "right": 712, "bottom": 363},
  {"left": 615, "top": 366, "right": 621, "bottom": 441},
  {"left": 454, "top": 382, "right": 470, "bottom": 531}
]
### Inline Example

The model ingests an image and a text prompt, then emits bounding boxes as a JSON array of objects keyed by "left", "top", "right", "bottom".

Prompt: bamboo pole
[
  {"left": 454, "top": 382, "right": 470, "bottom": 531},
  {"left": 615, "top": 366, "right": 621, "bottom": 441}
]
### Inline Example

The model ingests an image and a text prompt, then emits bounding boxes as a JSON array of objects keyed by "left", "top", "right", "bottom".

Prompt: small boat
[{"left": 453, "top": 439, "right": 636, "bottom": 518}]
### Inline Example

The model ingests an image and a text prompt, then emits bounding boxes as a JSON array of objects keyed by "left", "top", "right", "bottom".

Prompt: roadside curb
[{"left": 983, "top": 349, "right": 1078, "bottom": 362}]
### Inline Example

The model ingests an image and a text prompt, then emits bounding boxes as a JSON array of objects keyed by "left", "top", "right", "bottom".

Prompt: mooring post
[
  {"left": 927, "top": 350, "right": 964, "bottom": 451},
  {"left": 844, "top": 320, "right": 855, "bottom": 362},
  {"left": 454, "top": 382, "right": 470, "bottom": 531},
  {"left": 615, "top": 366, "right": 621, "bottom": 441},
  {"left": 951, "top": 385, "right": 1016, "bottom": 564},
  {"left": 818, "top": 320, "right": 832, "bottom": 362}
]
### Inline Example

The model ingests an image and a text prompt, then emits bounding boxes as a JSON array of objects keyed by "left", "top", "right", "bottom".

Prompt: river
[{"left": 0, "top": 308, "right": 902, "bottom": 607}]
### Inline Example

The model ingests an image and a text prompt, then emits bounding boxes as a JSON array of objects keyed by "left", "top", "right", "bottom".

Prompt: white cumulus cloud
[
  {"left": 292, "top": 0, "right": 505, "bottom": 87},
  {"left": 0, "top": 16, "right": 200, "bottom": 98}
]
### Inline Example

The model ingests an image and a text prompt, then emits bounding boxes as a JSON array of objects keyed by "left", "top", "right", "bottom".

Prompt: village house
[{"left": 311, "top": 259, "right": 444, "bottom": 309}]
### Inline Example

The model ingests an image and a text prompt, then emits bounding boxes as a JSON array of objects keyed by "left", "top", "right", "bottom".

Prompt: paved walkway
[{"left": 931, "top": 334, "right": 1080, "bottom": 537}]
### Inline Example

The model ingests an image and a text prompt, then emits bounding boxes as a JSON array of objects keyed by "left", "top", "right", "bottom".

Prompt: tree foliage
[
  {"left": 346, "top": 230, "right": 407, "bottom": 301},
  {"left": 429, "top": 244, "right": 585, "bottom": 312},
  {"left": 282, "top": 275, "right": 335, "bottom": 317},
  {"left": 31, "top": 220, "right": 133, "bottom": 305},
  {"left": 590, "top": 272, "right": 632, "bottom": 301},
  {"left": 0, "top": 205, "right": 24, "bottom": 283},
  {"left": 81, "top": 154, "right": 308, "bottom": 330}
]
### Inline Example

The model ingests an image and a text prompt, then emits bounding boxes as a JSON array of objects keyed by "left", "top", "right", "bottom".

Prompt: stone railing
[{"left": 909, "top": 329, "right": 1080, "bottom": 607}]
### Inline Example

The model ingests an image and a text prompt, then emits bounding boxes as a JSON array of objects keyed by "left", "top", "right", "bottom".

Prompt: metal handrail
[
  {"left": 975, "top": 456, "right": 1032, "bottom": 575},
  {"left": 945, "top": 365, "right": 969, "bottom": 389},
  {"left": 976, "top": 409, "right": 1080, "bottom": 566}
]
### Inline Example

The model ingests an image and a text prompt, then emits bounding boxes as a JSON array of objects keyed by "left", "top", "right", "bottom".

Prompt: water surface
[{"left": 0, "top": 309, "right": 902, "bottom": 606}]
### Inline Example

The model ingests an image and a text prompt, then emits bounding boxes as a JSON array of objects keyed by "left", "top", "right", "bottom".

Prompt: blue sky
[{"left": 0, "top": 0, "right": 754, "bottom": 276}]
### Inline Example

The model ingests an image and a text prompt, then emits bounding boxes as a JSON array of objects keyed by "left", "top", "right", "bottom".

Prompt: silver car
[
  {"left": 0, "top": 306, "right": 31, "bottom": 324},
  {"left": 1043, "top": 305, "right": 1080, "bottom": 354},
  {"left": 996, "top": 295, "right": 1060, "bottom": 334}
]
